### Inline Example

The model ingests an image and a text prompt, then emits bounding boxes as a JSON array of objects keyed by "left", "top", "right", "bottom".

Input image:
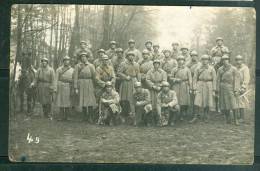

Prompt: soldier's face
[
  {"left": 172, "top": 44, "right": 178, "bottom": 50},
  {"left": 191, "top": 55, "right": 198, "bottom": 61},
  {"left": 116, "top": 52, "right": 123, "bottom": 58},
  {"left": 135, "top": 87, "right": 142, "bottom": 93},
  {"left": 236, "top": 59, "right": 243, "bottom": 65},
  {"left": 143, "top": 54, "right": 149, "bottom": 59},
  {"left": 153, "top": 46, "right": 159, "bottom": 51},
  {"left": 216, "top": 40, "right": 223, "bottom": 46},
  {"left": 162, "top": 86, "right": 169, "bottom": 92},
  {"left": 153, "top": 63, "right": 160, "bottom": 69},
  {"left": 202, "top": 59, "right": 209, "bottom": 65},
  {"left": 178, "top": 59, "right": 185, "bottom": 66},
  {"left": 103, "top": 59, "right": 109, "bottom": 65},
  {"left": 145, "top": 43, "right": 152, "bottom": 49},
  {"left": 80, "top": 43, "right": 87, "bottom": 49},
  {"left": 64, "top": 60, "right": 70, "bottom": 66},
  {"left": 106, "top": 86, "right": 112, "bottom": 92},
  {"left": 182, "top": 49, "right": 188, "bottom": 55},
  {"left": 127, "top": 55, "right": 134, "bottom": 62},
  {"left": 41, "top": 61, "right": 48, "bottom": 67},
  {"left": 99, "top": 52, "right": 105, "bottom": 57},
  {"left": 223, "top": 59, "right": 229, "bottom": 65},
  {"left": 111, "top": 44, "right": 116, "bottom": 49},
  {"left": 129, "top": 43, "right": 135, "bottom": 48},
  {"left": 81, "top": 56, "right": 88, "bottom": 63},
  {"left": 164, "top": 52, "right": 170, "bottom": 58}
]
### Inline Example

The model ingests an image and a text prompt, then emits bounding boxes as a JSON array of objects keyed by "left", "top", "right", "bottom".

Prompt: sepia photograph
[{"left": 9, "top": 4, "right": 255, "bottom": 164}]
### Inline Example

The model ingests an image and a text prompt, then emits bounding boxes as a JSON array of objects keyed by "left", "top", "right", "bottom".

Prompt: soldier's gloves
[
  {"left": 75, "top": 88, "right": 79, "bottom": 94},
  {"left": 126, "top": 76, "right": 131, "bottom": 81},
  {"left": 29, "top": 82, "right": 35, "bottom": 88}
]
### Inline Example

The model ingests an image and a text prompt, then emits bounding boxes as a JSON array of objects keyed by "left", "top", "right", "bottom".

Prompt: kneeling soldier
[
  {"left": 133, "top": 82, "right": 152, "bottom": 126},
  {"left": 157, "top": 81, "right": 179, "bottom": 126},
  {"left": 98, "top": 82, "right": 121, "bottom": 126}
]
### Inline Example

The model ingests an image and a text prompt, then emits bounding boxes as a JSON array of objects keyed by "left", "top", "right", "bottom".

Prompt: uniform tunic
[
  {"left": 55, "top": 66, "right": 74, "bottom": 107},
  {"left": 193, "top": 65, "right": 216, "bottom": 110},
  {"left": 111, "top": 56, "right": 125, "bottom": 74},
  {"left": 74, "top": 62, "right": 97, "bottom": 108},
  {"left": 118, "top": 60, "right": 141, "bottom": 102},
  {"left": 171, "top": 49, "right": 179, "bottom": 59},
  {"left": 236, "top": 63, "right": 250, "bottom": 108},
  {"left": 73, "top": 48, "right": 93, "bottom": 62},
  {"left": 216, "top": 64, "right": 240, "bottom": 110},
  {"left": 152, "top": 51, "right": 164, "bottom": 61},
  {"left": 93, "top": 58, "right": 112, "bottom": 68},
  {"left": 106, "top": 48, "right": 117, "bottom": 59},
  {"left": 210, "top": 45, "right": 229, "bottom": 65},
  {"left": 35, "top": 66, "right": 55, "bottom": 105},
  {"left": 161, "top": 58, "right": 178, "bottom": 76},
  {"left": 139, "top": 59, "right": 153, "bottom": 87},
  {"left": 123, "top": 48, "right": 142, "bottom": 63},
  {"left": 146, "top": 68, "right": 167, "bottom": 109},
  {"left": 170, "top": 66, "right": 192, "bottom": 106}
]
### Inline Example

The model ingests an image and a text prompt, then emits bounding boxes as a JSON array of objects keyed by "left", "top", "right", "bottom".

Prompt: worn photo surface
[{"left": 9, "top": 5, "right": 255, "bottom": 164}]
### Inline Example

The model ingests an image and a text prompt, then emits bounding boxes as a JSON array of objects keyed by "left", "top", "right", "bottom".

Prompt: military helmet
[
  {"left": 235, "top": 55, "right": 243, "bottom": 61},
  {"left": 134, "top": 81, "right": 142, "bottom": 88},
  {"left": 190, "top": 50, "right": 198, "bottom": 56},
  {"left": 161, "top": 81, "right": 170, "bottom": 87},
  {"left": 102, "top": 55, "right": 109, "bottom": 60},
  {"left": 105, "top": 81, "right": 113, "bottom": 87},
  {"left": 153, "top": 59, "right": 161, "bottom": 64},
  {"left": 142, "top": 49, "right": 150, "bottom": 54},
  {"left": 145, "top": 40, "right": 152, "bottom": 45},
  {"left": 153, "top": 43, "right": 160, "bottom": 48},
  {"left": 177, "top": 55, "right": 185, "bottom": 61},
  {"left": 115, "top": 48, "right": 123, "bottom": 53},
  {"left": 221, "top": 54, "right": 230, "bottom": 60},
  {"left": 41, "top": 57, "right": 49, "bottom": 62},
  {"left": 180, "top": 46, "right": 189, "bottom": 51},
  {"left": 163, "top": 49, "right": 171, "bottom": 54},
  {"left": 128, "top": 39, "right": 135, "bottom": 44},
  {"left": 110, "top": 40, "right": 116, "bottom": 45},
  {"left": 80, "top": 40, "right": 87, "bottom": 44},
  {"left": 126, "top": 51, "right": 135, "bottom": 57},
  {"left": 79, "top": 52, "right": 89, "bottom": 58},
  {"left": 201, "top": 54, "right": 210, "bottom": 60},
  {"left": 172, "top": 41, "right": 179, "bottom": 46},
  {"left": 98, "top": 49, "right": 105, "bottom": 53},
  {"left": 63, "top": 56, "right": 70, "bottom": 61},
  {"left": 216, "top": 37, "right": 223, "bottom": 42}
]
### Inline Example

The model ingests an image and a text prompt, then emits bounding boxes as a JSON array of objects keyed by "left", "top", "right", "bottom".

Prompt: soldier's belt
[
  {"left": 58, "top": 79, "right": 71, "bottom": 83},
  {"left": 198, "top": 79, "right": 213, "bottom": 82},
  {"left": 38, "top": 80, "right": 51, "bottom": 83}
]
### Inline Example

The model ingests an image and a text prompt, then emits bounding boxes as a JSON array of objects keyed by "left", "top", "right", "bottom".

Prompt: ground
[{"left": 9, "top": 105, "right": 254, "bottom": 164}]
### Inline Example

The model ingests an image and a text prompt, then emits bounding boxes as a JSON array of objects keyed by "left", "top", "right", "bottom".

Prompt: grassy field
[{"left": 9, "top": 107, "right": 254, "bottom": 164}]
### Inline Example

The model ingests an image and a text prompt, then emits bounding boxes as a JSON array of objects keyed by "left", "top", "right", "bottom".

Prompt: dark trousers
[
  {"left": 82, "top": 106, "right": 94, "bottom": 123},
  {"left": 59, "top": 107, "right": 70, "bottom": 120},
  {"left": 42, "top": 104, "right": 51, "bottom": 117},
  {"left": 135, "top": 106, "right": 149, "bottom": 126}
]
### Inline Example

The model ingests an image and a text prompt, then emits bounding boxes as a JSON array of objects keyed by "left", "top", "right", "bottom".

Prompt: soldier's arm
[
  {"left": 211, "top": 67, "right": 217, "bottom": 91},
  {"left": 216, "top": 69, "right": 221, "bottom": 93},
  {"left": 95, "top": 67, "right": 105, "bottom": 87},
  {"left": 73, "top": 65, "right": 79, "bottom": 89},
  {"left": 233, "top": 68, "right": 241, "bottom": 94},
  {"left": 49, "top": 68, "right": 56, "bottom": 91},
  {"left": 193, "top": 69, "right": 198, "bottom": 91},
  {"left": 117, "top": 63, "right": 129, "bottom": 80},
  {"left": 187, "top": 69, "right": 192, "bottom": 88},
  {"left": 54, "top": 68, "right": 60, "bottom": 92},
  {"left": 136, "top": 63, "right": 141, "bottom": 82},
  {"left": 242, "top": 66, "right": 250, "bottom": 89},
  {"left": 168, "top": 91, "right": 178, "bottom": 107},
  {"left": 156, "top": 93, "right": 162, "bottom": 116},
  {"left": 139, "top": 89, "right": 151, "bottom": 106},
  {"left": 110, "top": 67, "right": 116, "bottom": 86},
  {"left": 145, "top": 70, "right": 154, "bottom": 88}
]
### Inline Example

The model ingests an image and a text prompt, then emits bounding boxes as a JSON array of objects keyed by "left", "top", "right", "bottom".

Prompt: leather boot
[{"left": 233, "top": 110, "right": 239, "bottom": 126}]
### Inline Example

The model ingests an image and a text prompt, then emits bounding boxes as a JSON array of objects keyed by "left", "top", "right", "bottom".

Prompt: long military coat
[
  {"left": 216, "top": 64, "right": 240, "bottom": 110},
  {"left": 236, "top": 63, "right": 250, "bottom": 108},
  {"left": 193, "top": 64, "right": 216, "bottom": 110},
  {"left": 55, "top": 66, "right": 74, "bottom": 107},
  {"left": 35, "top": 66, "right": 55, "bottom": 105},
  {"left": 170, "top": 66, "right": 192, "bottom": 106},
  {"left": 146, "top": 68, "right": 167, "bottom": 109}
]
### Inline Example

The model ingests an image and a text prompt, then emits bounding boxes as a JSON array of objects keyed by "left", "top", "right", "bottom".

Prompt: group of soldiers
[{"left": 17, "top": 37, "right": 251, "bottom": 126}]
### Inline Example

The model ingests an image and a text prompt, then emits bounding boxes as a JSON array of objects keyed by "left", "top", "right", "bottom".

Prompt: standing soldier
[
  {"left": 170, "top": 56, "right": 192, "bottom": 121},
  {"left": 180, "top": 46, "right": 191, "bottom": 66},
  {"left": 146, "top": 59, "right": 167, "bottom": 125},
  {"left": 96, "top": 55, "right": 116, "bottom": 103},
  {"left": 190, "top": 55, "right": 216, "bottom": 123},
  {"left": 216, "top": 55, "right": 240, "bottom": 125},
  {"left": 55, "top": 56, "right": 74, "bottom": 121},
  {"left": 235, "top": 55, "right": 250, "bottom": 123},
  {"left": 73, "top": 40, "right": 93, "bottom": 63},
  {"left": 74, "top": 52, "right": 97, "bottom": 123},
  {"left": 161, "top": 49, "right": 178, "bottom": 79},
  {"left": 123, "top": 39, "right": 142, "bottom": 63},
  {"left": 118, "top": 51, "right": 141, "bottom": 123},
  {"left": 32, "top": 57, "right": 55, "bottom": 119},
  {"left": 106, "top": 40, "right": 117, "bottom": 59},
  {"left": 111, "top": 48, "right": 126, "bottom": 92},
  {"left": 93, "top": 49, "right": 106, "bottom": 68},
  {"left": 133, "top": 82, "right": 152, "bottom": 126},
  {"left": 139, "top": 49, "right": 153, "bottom": 88},
  {"left": 144, "top": 40, "right": 153, "bottom": 58},
  {"left": 171, "top": 41, "right": 180, "bottom": 59},
  {"left": 98, "top": 81, "right": 121, "bottom": 126},
  {"left": 152, "top": 43, "right": 164, "bottom": 61},
  {"left": 210, "top": 37, "right": 229, "bottom": 71},
  {"left": 157, "top": 81, "right": 179, "bottom": 126}
]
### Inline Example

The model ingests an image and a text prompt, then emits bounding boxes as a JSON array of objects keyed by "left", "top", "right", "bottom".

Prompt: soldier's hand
[
  {"left": 126, "top": 76, "right": 131, "bottom": 80},
  {"left": 75, "top": 88, "right": 79, "bottom": 94},
  {"left": 212, "top": 91, "right": 216, "bottom": 97},
  {"left": 189, "top": 90, "right": 193, "bottom": 94}
]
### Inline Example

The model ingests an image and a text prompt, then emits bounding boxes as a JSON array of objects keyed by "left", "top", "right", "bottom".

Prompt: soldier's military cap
[
  {"left": 190, "top": 50, "right": 198, "bottom": 56},
  {"left": 110, "top": 40, "right": 116, "bottom": 45},
  {"left": 161, "top": 81, "right": 170, "bottom": 87},
  {"left": 63, "top": 56, "right": 70, "bottom": 61},
  {"left": 221, "top": 54, "right": 229, "bottom": 60},
  {"left": 79, "top": 52, "right": 89, "bottom": 57},
  {"left": 145, "top": 40, "right": 153, "bottom": 45},
  {"left": 172, "top": 41, "right": 179, "bottom": 46},
  {"left": 80, "top": 40, "right": 87, "bottom": 44},
  {"left": 216, "top": 37, "right": 223, "bottom": 41},
  {"left": 105, "top": 81, "right": 113, "bottom": 87},
  {"left": 235, "top": 55, "right": 243, "bottom": 60},
  {"left": 115, "top": 48, "right": 123, "bottom": 53},
  {"left": 126, "top": 51, "right": 135, "bottom": 57},
  {"left": 142, "top": 49, "right": 150, "bottom": 54},
  {"left": 163, "top": 49, "right": 171, "bottom": 54},
  {"left": 201, "top": 54, "right": 210, "bottom": 60},
  {"left": 102, "top": 55, "right": 109, "bottom": 60},
  {"left": 177, "top": 55, "right": 185, "bottom": 61},
  {"left": 153, "top": 43, "right": 160, "bottom": 47},
  {"left": 134, "top": 81, "right": 142, "bottom": 88},
  {"left": 128, "top": 39, "right": 135, "bottom": 44},
  {"left": 153, "top": 59, "right": 161, "bottom": 64},
  {"left": 98, "top": 49, "right": 105, "bottom": 53},
  {"left": 41, "top": 57, "right": 49, "bottom": 62},
  {"left": 180, "top": 46, "right": 189, "bottom": 50}
]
